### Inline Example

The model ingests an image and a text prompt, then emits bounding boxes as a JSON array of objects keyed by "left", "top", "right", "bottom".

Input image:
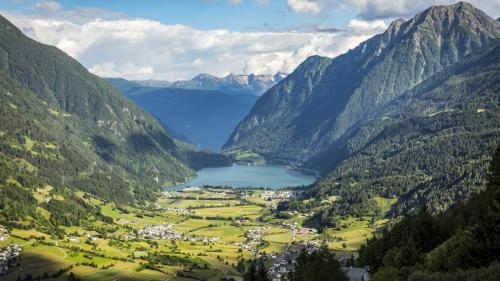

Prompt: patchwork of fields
[{"left": 0, "top": 188, "right": 392, "bottom": 280}]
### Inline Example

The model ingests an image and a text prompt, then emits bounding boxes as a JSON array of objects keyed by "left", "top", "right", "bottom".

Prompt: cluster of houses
[
  {"left": 163, "top": 207, "right": 191, "bottom": 215},
  {"left": 267, "top": 243, "right": 316, "bottom": 281},
  {"left": 136, "top": 224, "right": 220, "bottom": 243},
  {"left": 281, "top": 223, "right": 318, "bottom": 237},
  {"left": 162, "top": 191, "right": 189, "bottom": 198},
  {"left": 233, "top": 226, "right": 272, "bottom": 252},
  {"left": 183, "top": 235, "right": 220, "bottom": 243},
  {"left": 244, "top": 226, "right": 271, "bottom": 252},
  {"left": 162, "top": 188, "right": 237, "bottom": 200},
  {"left": 0, "top": 245, "right": 21, "bottom": 275},
  {"left": 137, "top": 224, "right": 182, "bottom": 240},
  {"left": 182, "top": 186, "right": 201, "bottom": 192},
  {"left": 0, "top": 226, "right": 7, "bottom": 241},
  {"left": 259, "top": 190, "right": 303, "bottom": 201}
]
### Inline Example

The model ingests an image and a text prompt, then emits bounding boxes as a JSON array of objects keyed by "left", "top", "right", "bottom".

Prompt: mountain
[
  {"left": 225, "top": 2, "right": 500, "bottom": 214},
  {"left": 0, "top": 13, "right": 227, "bottom": 220},
  {"left": 107, "top": 80, "right": 259, "bottom": 150},
  {"left": 134, "top": 72, "right": 287, "bottom": 96},
  {"left": 310, "top": 42, "right": 500, "bottom": 221},
  {"left": 357, "top": 146, "right": 500, "bottom": 281}
]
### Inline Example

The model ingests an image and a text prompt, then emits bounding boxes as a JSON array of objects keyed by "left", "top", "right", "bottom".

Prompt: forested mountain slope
[
  {"left": 356, "top": 146, "right": 500, "bottom": 281},
  {"left": 226, "top": 2, "right": 500, "bottom": 216},
  {"left": 0, "top": 13, "right": 216, "bottom": 223},
  {"left": 310, "top": 42, "right": 499, "bottom": 218},
  {"left": 225, "top": 2, "right": 499, "bottom": 166}
]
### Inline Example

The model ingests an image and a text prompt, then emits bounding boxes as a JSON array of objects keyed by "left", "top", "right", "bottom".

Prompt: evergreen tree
[{"left": 289, "top": 244, "right": 348, "bottom": 281}]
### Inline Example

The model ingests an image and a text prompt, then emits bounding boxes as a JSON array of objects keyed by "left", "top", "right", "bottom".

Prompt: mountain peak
[
  {"left": 226, "top": 1, "right": 499, "bottom": 165},
  {"left": 192, "top": 73, "right": 218, "bottom": 81},
  {"left": 417, "top": 1, "right": 491, "bottom": 23}
]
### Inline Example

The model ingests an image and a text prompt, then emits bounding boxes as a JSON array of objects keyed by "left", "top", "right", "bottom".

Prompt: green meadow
[{"left": 1, "top": 188, "right": 392, "bottom": 281}]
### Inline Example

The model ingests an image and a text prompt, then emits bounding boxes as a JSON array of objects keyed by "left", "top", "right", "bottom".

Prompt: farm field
[
  {"left": 0, "top": 187, "right": 391, "bottom": 281},
  {"left": 193, "top": 205, "right": 263, "bottom": 218}
]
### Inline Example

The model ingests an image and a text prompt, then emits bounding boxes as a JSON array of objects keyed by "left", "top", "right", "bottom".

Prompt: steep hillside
[
  {"left": 357, "top": 146, "right": 500, "bottom": 281},
  {"left": 225, "top": 2, "right": 500, "bottom": 215},
  {"left": 107, "top": 81, "right": 258, "bottom": 150},
  {"left": 0, "top": 13, "right": 195, "bottom": 214},
  {"left": 225, "top": 2, "right": 499, "bottom": 166},
  {"left": 310, "top": 42, "right": 499, "bottom": 218}
]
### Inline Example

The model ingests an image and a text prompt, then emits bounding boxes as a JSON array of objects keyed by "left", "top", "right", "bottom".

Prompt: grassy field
[
  {"left": 193, "top": 205, "right": 263, "bottom": 218},
  {"left": 324, "top": 217, "right": 388, "bottom": 252},
  {"left": 192, "top": 226, "right": 246, "bottom": 243},
  {"left": 168, "top": 199, "right": 241, "bottom": 209},
  {"left": 0, "top": 188, "right": 390, "bottom": 281},
  {"left": 226, "top": 150, "right": 266, "bottom": 164}
]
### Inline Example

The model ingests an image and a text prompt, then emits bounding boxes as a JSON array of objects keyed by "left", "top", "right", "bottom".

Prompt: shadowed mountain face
[
  {"left": 311, "top": 44, "right": 500, "bottom": 215},
  {"left": 225, "top": 2, "right": 500, "bottom": 165},
  {"left": 105, "top": 81, "right": 258, "bottom": 151},
  {"left": 224, "top": 2, "right": 500, "bottom": 214},
  {"left": 0, "top": 14, "right": 224, "bottom": 204}
]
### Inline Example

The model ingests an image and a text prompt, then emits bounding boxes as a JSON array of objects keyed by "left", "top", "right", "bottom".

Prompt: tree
[{"left": 289, "top": 244, "right": 348, "bottom": 281}]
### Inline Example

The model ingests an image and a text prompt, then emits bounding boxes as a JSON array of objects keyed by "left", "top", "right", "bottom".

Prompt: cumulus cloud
[
  {"left": 3, "top": 12, "right": 387, "bottom": 80},
  {"left": 287, "top": 0, "right": 324, "bottom": 15},
  {"left": 287, "top": 0, "right": 500, "bottom": 20},
  {"left": 35, "top": 0, "right": 62, "bottom": 12}
]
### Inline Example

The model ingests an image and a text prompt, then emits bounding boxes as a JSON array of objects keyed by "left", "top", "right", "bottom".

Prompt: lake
[{"left": 164, "top": 164, "right": 317, "bottom": 190}]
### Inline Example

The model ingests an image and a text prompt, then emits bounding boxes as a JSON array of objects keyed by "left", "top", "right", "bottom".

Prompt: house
[
  {"left": 0, "top": 226, "right": 8, "bottom": 241},
  {"left": 0, "top": 245, "right": 22, "bottom": 275},
  {"left": 343, "top": 267, "right": 370, "bottom": 281},
  {"left": 68, "top": 237, "right": 80, "bottom": 243}
]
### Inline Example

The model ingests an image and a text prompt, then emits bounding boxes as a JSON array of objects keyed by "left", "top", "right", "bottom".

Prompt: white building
[{"left": 0, "top": 245, "right": 22, "bottom": 275}]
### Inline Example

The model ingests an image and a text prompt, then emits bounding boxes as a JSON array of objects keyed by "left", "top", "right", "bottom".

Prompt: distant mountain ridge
[
  {"left": 106, "top": 79, "right": 258, "bottom": 151},
  {"left": 225, "top": 2, "right": 500, "bottom": 215},
  {"left": 134, "top": 72, "right": 287, "bottom": 96}
]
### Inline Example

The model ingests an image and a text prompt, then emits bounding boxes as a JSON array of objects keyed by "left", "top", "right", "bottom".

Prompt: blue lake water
[{"left": 164, "top": 165, "right": 317, "bottom": 190}]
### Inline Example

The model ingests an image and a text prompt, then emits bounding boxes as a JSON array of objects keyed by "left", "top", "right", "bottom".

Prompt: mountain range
[
  {"left": 225, "top": 2, "right": 500, "bottom": 215},
  {"left": 0, "top": 13, "right": 228, "bottom": 220},
  {"left": 134, "top": 72, "right": 287, "bottom": 96},
  {"left": 106, "top": 79, "right": 259, "bottom": 150}
]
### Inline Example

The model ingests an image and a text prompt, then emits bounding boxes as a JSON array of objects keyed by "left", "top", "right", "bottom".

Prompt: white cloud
[
  {"left": 287, "top": 0, "right": 324, "bottom": 15},
  {"left": 35, "top": 0, "right": 62, "bottom": 12},
  {"left": 228, "top": 0, "right": 243, "bottom": 5},
  {"left": 347, "top": 19, "right": 386, "bottom": 32},
  {"left": 287, "top": 0, "right": 500, "bottom": 19},
  {"left": 3, "top": 12, "right": 387, "bottom": 80}
]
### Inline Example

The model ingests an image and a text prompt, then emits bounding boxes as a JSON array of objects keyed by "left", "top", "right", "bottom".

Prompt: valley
[
  {"left": 0, "top": 186, "right": 391, "bottom": 281},
  {"left": 0, "top": 1, "right": 499, "bottom": 281}
]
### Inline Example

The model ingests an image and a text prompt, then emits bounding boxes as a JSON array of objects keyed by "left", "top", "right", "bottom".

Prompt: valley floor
[{"left": 0, "top": 188, "right": 392, "bottom": 281}]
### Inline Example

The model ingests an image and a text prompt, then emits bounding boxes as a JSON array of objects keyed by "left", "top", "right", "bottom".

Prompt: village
[
  {"left": 0, "top": 225, "right": 7, "bottom": 241},
  {"left": 0, "top": 244, "right": 22, "bottom": 276},
  {"left": 266, "top": 243, "right": 315, "bottom": 281},
  {"left": 137, "top": 223, "right": 220, "bottom": 243},
  {"left": 266, "top": 242, "right": 370, "bottom": 281},
  {"left": 259, "top": 190, "right": 304, "bottom": 201},
  {"left": 0, "top": 186, "right": 380, "bottom": 280}
]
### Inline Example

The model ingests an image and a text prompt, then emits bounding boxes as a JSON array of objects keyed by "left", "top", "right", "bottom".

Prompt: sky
[{"left": 1, "top": 0, "right": 499, "bottom": 81}]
